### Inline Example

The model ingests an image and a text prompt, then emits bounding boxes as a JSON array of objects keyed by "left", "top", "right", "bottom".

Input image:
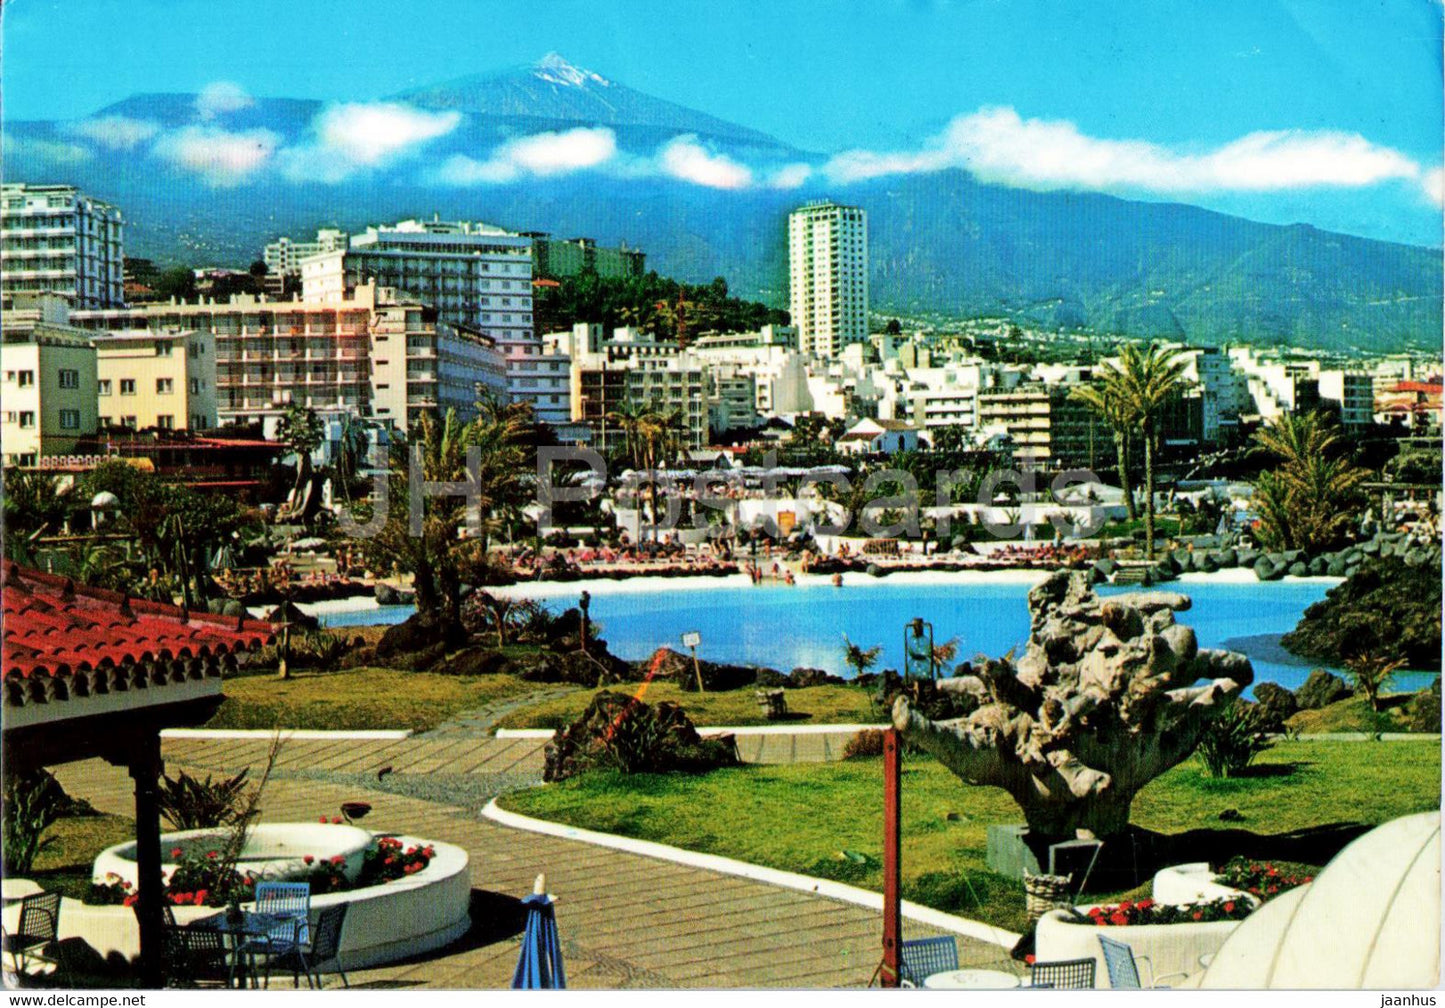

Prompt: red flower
[
  {"left": 170, "top": 847, "right": 184, "bottom": 859},
  {"left": 331, "top": 816, "right": 343, "bottom": 825},
  {"left": 1192, "top": 911, "right": 1203, "bottom": 921},
  {"left": 319, "top": 816, "right": 328, "bottom": 824},
  {"left": 1267, "top": 885, "right": 1279, "bottom": 893},
  {"left": 195, "top": 889, "right": 209, "bottom": 905},
  {"left": 303, "top": 855, "right": 315, "bottom": 865},
  {"left": 122, "top": 894, "right": 138, "bottom": 907},
  {"left": 330, "top": 855, "right": 345, "bottom": 865},
  {"left": 206, "top": 851, "right": 219, "bottom": 860},
  {"left": 1223, "top": 902, "right": 1235, "bottom": 913},
  {"left": 1137, "top": 899, "right": 1155, "bottom": 910},
  {"left": 1109, "top": 912, "right": 1129, "bottom": 926},
  {"left": 1025, "top": 955, "right": 1036, "bottom": 965}
]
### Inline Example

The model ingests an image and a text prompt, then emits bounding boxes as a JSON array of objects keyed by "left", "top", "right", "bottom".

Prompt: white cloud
[
  {"left": 768, "top": 162, "right": 814, "bottom": 189},
  {"left": 658, "top": 135, "right": 753, "bottom": 190},
  {"left": 825, "top": 106, "right": 1425, "bottom": 196},
  {"left": 67, "top": 115, "right": 161, "bottom": 150},
  {"left": 315, "top": 103, "right": 460, "bottom": 166},
  {"left": 278, "top": 102, "right": 461, "bottom": 182},
  {"left": 152, "top": 125, "right": 279, "bottom": 187},
  {"left": 6, "top": 133, "right": 92, "bottom": 165},
  {"left": 196, "top": 81, "right": 255, "bottom": 119},
  {"left": 438, "top": 127, "right": 617, "bottom": 185},
  {"left": 1422, "top": 167, "right": 1444, "bottom": 207}
]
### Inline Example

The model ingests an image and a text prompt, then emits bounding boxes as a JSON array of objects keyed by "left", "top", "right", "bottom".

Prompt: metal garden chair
[
  {"left": 1097, "top": 935, "right": 1190, "bottom": 989},
  {"left": 265, "top": 903, "right": 349, "bottom": 989},
  {"left": 1027, "top": 957, "right": 1097, "bottom": 989},
  {"left": 247, "top": 881, "right": 311, "bottom": 986},
  {"left": 162, "top": 924, "right": 238, "bottom": 988},
  {"left": 899, "top": 935, "right": 958, "bottom": 986},
  {"left": 2, "top": 890, "right": 61, "bottom": 978}
]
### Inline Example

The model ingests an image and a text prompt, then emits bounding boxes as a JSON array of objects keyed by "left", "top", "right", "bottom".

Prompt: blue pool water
[{"left": 320, "top": 577, "right": 1436, "bottom": 696}]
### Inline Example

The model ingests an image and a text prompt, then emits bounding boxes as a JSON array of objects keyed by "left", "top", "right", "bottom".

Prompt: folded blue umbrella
[{"left": 512, "top": 875, "right": 566, "bottom": 990}]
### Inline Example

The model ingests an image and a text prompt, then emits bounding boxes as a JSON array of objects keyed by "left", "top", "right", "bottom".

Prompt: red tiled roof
[{"left": 2, "top": 561, "right": 274, "bottom": 680}]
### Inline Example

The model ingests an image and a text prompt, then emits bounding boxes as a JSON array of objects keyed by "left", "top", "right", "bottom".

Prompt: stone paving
[{"left": 54, "top": 733, "right": 1024, "bottom": 989}]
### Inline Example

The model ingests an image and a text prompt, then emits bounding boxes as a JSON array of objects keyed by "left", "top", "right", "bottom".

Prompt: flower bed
[
  {"left": 1036, "top": 907, "right": 1244, "bottom": 988},
  {"left": 87, "top": 825, "right": 433, "bottom": 908},
  {"left": 1214, "top": 857, "right": 1314, "bottom": 901},
  {"left": 59, "top": 831, "right": 470, "bottom": 972},
  {"left": 1063, "top": 896, "right": 1255, "bottom": 927}
]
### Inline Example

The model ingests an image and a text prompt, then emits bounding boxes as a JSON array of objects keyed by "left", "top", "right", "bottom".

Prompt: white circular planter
[
  {"left": 93, "top": 823, "right": 375, "bottom": 889},
  {"left": 1035, "top": 908, "right": 1245, "bottom": 988},
  {"left": 65, "top": 830, "right": 471, "bottom": 974}
]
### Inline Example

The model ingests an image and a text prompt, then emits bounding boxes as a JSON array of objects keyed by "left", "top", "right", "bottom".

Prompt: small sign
[{"left": 681, "top": 631, "right": 702, "bottom": 649}]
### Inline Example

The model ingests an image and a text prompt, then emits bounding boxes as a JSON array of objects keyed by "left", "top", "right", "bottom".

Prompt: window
[
  {"left": 156, "top": 378, "right": 173, "bottom": 394},
  {"left": 156, "top": 415, "right": 174, "bottom": 429},
  {"left": 18, "top": 411, "right": 35, "bottom": 429},
  {"left": 120, "top": 379, "right": 136, "bottom": 395},
  {"left": 121, "top": 416, "right": 137, "bottom": 428},
  {"left": 190, "top": 378, "right": 202, "bottom": 395},
  {"left": 58, "top": 409, "right": 80, "bottom": 429},
  {"left": 154, "top": 340, "right": 172, "bottom": 356},
  {"left": 16, "top": 371, "right": 34, "bottom": 388},
  {"left": 192, "top": 414, "right": 206, "bottom": 429},
  {"left": 98, "top": 416, "right": 111, "bottom": 427},
  {"left": 58, "top": 368, "right": 79, "bottom": 389},
  {"left": 97, "top": 379, "right": 112, "bottom": 396}
]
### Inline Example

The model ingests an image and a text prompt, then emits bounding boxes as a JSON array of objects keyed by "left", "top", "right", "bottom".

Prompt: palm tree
[
  {"left": 1251, "top": 411, "right": 1369, "bottom": 552},
  {"left": 277, "top": 404, "right": 324, "bottom": 513},
  {"left": 1342, "top": 653, "right": 1407, "bottom": 714},
  {"left": 1099, "top": 343, "right": 1189, "bottom": 557},
  {"left": 1069, "top": 383, "right": 1139, "bottom": 521},
  {"left": 842, "top": 635, "right": 884, "bottom": 679},
  {"left": 604, "top": 399, "right": 651, "bottom": 467},
  {"left": 332, "top": 412, "right": 371, "bottom": 504}
]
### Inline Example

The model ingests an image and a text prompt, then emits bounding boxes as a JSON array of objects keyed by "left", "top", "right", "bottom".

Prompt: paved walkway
[{"left": 55, "top": 735, "right": 1021, "bottom": 989}]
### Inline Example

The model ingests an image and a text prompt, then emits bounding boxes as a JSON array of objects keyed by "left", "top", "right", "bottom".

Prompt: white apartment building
[
  {"left": 71, "top": 284, "right": 506, "bottom": 436},
  {"left": 1318, "top": 369, "right": 1376, "bottom": 433},
  {"left": 689, "top": 325, "right": 799, "bottom": 415},
  {"left": 300, "top": 218, "right": 537, "bottom": 413},
  {"left": 1, "top": 296, "right": 98, "bottom": 465},
  {"left": 263, "top": 229, "right": 346, "bottom": 292},
  {"left": 788, "top": 201, "right": 868, "bottom": 358},
  {"left": 2, "top": 184, "right": 125, "bottom": 309},
  {"left": 1228, "top": 347, "right": 1322, "bottom": 420},
  {"left": 94, "top": 329, "right": 218, "bottom": 432}
]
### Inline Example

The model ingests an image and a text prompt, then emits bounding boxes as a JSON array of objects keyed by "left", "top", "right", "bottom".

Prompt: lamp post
[{"left": 903, "top": 617, "right": 936, "bottom": 681}]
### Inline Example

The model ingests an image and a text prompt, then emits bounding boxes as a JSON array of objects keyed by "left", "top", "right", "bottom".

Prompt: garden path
[{"left": 56, "top": 736, "right": 1022, "bottom": 988}]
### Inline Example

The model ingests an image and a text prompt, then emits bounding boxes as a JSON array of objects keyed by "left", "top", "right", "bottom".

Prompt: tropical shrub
[
  {"left": 1195, "top": 702, "right": 1274, "bottom": 778},
  {"left": 1, "top": 768, "right": 71, "bottom": 873},
  {"left": 543, "top": 691, "right": 739, "bottom": 781},
  {"left": 157, "top": 769, "right": 253, "bottom": 830}
]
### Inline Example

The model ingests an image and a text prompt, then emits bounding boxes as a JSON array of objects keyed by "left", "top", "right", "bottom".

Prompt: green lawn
[
  {"left": 499, "top": 739, "right": 1441, "bottom": 934},
  {"left": 492, "top": 681, "right": 881, "bottom": 731},
  {"left": 26, "top": 813, "right": 138, "bottom": 901},
  {"left": 208, "top": 666, "right": 545, "bottom": 731}
]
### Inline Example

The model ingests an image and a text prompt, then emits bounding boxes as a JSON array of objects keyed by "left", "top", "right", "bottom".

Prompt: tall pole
[
  {"left": 881, "top": 727, "right": 902, "bottom": 987},
  {"left": 130, "top": 731, "right": 165, "bottom": 988},
  {"left": 689, "top": 644, "right": 705, "bottom": 693}
]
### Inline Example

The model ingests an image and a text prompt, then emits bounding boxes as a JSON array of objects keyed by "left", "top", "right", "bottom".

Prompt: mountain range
[{"left": 6, "top": 54, "right": 1440, "bottom": 353}]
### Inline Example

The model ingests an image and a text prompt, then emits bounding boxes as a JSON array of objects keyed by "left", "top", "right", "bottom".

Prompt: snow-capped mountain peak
[{"left": 533, "top": 53, "right": 611, "bottom": 89}]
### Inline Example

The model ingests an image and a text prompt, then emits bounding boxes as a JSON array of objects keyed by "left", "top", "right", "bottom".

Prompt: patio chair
[
  {"left": 265, "top": 903, "right": 349, "bottom": 989},
  {"left": 899, "top": 935, "right": 958, "bottom": 986},
  {"left": 1097, "top": 935, "right": 1191, "bottom": 989},
  {"left": 2, "top": 890, "right": 61, "bottom": 977},
  {"left": 162, "top": 924, "right": 237, "bottom": 988},
  {"left": 1027, "top": 957, "right": 1096, "bottom": 989},
  {"left": 253, "top": 881, "right": 311, "bottom": 946}
]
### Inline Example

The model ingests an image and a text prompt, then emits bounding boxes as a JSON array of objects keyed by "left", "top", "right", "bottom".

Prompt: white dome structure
[{"left": 1200, "top": 812, "right": 1440, "bottom": 988}]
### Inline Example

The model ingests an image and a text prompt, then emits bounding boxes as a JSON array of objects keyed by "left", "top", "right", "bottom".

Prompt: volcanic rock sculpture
[{"left": 892, "top": 571, "right": 1254, "bottom": 839}]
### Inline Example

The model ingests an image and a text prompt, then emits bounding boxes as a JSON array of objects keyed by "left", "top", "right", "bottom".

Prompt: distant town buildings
[
  {"left": 1, "top": 296, "right": 99, "bottom": 466},
  {"left": 788, "top": 201, "right": 868, "bottom": 359},
  {"left": 71, "top": 284, "right": 506, "bottom": 438},
  {"left": 523, "top": 233, "right": 646, "bottom": 280},
  {"left": 2, "top": 184, "right": 125, "bottom": 310}
]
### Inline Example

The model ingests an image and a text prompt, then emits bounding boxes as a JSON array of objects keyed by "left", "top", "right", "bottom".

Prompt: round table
[{"left": 923, "top": 968, "right": 1022, "bottom": 989}]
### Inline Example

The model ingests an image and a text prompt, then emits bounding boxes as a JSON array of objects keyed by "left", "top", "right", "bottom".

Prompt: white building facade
[
  {"left": 2, "top": 184, "right": 125, "bottom": 309},
  {"left": 788, "top": 201, "right": 868, "bottom": 359}
]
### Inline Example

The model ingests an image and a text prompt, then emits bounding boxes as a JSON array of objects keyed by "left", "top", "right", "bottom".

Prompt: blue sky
[{"left": 4, "top": 0, "right": 1442, "bottom": 245}]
